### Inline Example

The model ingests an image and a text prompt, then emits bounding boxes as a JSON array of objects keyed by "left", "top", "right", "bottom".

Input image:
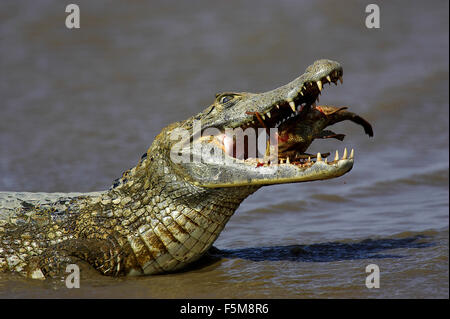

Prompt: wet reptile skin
[
  {"left": 0, "top": 59, "right": 371, "bottom": 279},
  {"left": 0, "top": 136, "right": 258, "bottom": 278}
]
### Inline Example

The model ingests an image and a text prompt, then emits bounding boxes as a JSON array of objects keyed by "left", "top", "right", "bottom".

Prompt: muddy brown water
[{"left": 0, "top": 0, "right": 448, "bottom": 298}]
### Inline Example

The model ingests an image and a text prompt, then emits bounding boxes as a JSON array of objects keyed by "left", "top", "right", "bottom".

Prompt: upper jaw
[
  {"left": 200, "top": 59, "right": 343, "bottom": 132},
  {"left": 238, "top": 59, "right": 343, "bottom": 131}
]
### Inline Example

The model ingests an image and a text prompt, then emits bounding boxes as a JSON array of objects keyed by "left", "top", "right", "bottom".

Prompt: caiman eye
[
  {"left": 215, "top": 93, "right": 239, "bottom": 107},
  {"left": 220, "top": 95, "right": 233, "bottom": 104}
]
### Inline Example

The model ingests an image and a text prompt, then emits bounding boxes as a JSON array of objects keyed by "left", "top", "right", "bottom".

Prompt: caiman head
[{"left": 158, "top": 59, "right": 373, "bottom": 188}]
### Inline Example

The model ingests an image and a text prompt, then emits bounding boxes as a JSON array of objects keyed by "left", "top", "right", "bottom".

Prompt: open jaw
[{"left": 179, "top": 59, "right": 373, "bottom": 188}]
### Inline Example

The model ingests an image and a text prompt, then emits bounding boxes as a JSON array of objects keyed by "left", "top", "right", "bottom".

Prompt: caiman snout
[{"left": 176, "top": 59, "right": 374, "bottom": 188}]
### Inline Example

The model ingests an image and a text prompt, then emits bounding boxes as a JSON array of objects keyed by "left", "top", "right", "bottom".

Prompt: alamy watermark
[
  {"left": 365, "top": 264, "right": 380, "bottom": 288},
  {"left": 65, "top": 4, "right": 80, "bottom": 29},
  {"left": 365, "top": 4, "right": 380, "bottom": 29},
  {"left": 65, "top": 4, "right": 380, "bottom": 30},
  {"left": 169, "top": 120, "right": 279, "bottom": 168},
  {"left": 65, "top": 264, "right": 80, "bottom": 288}
]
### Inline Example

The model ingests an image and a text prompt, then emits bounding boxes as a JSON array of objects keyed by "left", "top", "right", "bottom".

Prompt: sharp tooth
[
  {"left": 276, "top": 104, "right": 280, "bottom": 109},
  {"left": 316, "top": 80, "right": 322, "bottom": 91},
  {"left": 300, "top": 91, "right": 304, "bottom": 96},
  {"left": 326, "top": 75, "right": 331, "bottom": 82},
  {"left": 316, "top": 152, "right": 322, "bottom": 161},
  {"left": 289, "top": 101, "right": 296, "bottom": 112},
  {"left": 342, "top": 148, "right": 348, "bottom": 159},
  {"left": 339, "top": 76, "right": 343, "bottom": 84},
  {"left": 334, "top": 150, "right": 339, "bottom": 161},
  {"left": 286, "top": 157, "right": 290, "bottom": 164},
  {"left": 267, "top": 111, "right": 271, "bottom": 118},
  {"left": 350, "top": 148, "right": 354, "bottom": 159},
  {"left": 264, "top": 141, "right": 271, "bottom": 158},
  {"left": 280, "top": 158, "right": 284, "bottom": 164},
  {"left": 307, "top": 156, "right": 311, "bottom": 163},
  {"left": 261, "top": 114, "right": 265, "bottom": 120}
]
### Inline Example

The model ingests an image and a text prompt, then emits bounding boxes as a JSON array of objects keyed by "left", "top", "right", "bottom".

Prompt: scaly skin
[{"left": 0, "top": 59, "right": 373, "bottom": 279}]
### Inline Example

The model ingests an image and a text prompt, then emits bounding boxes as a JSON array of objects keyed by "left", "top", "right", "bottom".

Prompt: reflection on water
[
  {"left": 0, "top": 0, "right": 448, "bottom": 298},
  {"left": 212, "top": 235, "right": 435, "bottom": 262}
]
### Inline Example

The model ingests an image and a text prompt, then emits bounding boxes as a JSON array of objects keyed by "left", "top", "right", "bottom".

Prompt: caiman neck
[{"left": 68, "top": 140, "right": 260, "bottom": 275}]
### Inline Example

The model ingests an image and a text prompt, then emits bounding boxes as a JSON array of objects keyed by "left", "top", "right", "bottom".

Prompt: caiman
[{"left": 0, "top": 59, "right": 373, "bottom": 279}]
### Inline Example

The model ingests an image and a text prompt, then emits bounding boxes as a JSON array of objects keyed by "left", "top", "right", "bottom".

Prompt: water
[{"left": 0, "top": 0, "right": 448, "bottom": 298}]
